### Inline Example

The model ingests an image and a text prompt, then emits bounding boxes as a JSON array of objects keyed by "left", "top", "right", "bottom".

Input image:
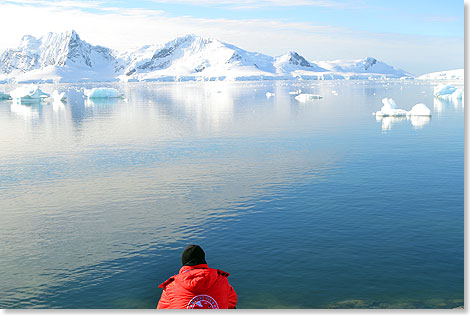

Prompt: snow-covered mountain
[
  {"left": 0, "top": 31, "right": 413, "bottom": 83},
  {"left": 118, "top": 34, "right": 277, "bottom": 81},
  {"left": 0, "top": 30, "right": 120, "bottom": 83},
  {"left": 417, "top": 69, "right": 464, "bottom": 81},
  {"left": 316, "top": 57, "right": 412, "bottom": 78}
]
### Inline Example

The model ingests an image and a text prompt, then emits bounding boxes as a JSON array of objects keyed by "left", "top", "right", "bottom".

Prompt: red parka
[{"left": 157, "top": 264, "right": 237, "bottom": 309}]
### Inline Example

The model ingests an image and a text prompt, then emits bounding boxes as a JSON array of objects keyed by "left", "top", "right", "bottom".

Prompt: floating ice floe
[
  {"left": 10, "top": 85, "right": 50, "bottom": 102},
  {"left": 0, "top": 91, "right": 11, "bottom": 100},
  {"left": 295, "top": 93, "right": 323, "bottom": 102},
  {"left": 266, "top": 92, "right": 275, "bottom": 98},
  {"left": 433, "top": 84, "right": 464, "bottom": 102},
  {"left": 84, "top": 87, "right": 123, "bottom": 99},
  {"left": 52, "top": 90, "right": 67, "bottom": 102},
  {"left": 288, "top": 89, "right": 302, "bottom": 95},
  {"left": 408, "top": 103, "right": 432, "bottom": 116},
  {"left": 374, "top": 98, "right": 431, "bottom": 117}
]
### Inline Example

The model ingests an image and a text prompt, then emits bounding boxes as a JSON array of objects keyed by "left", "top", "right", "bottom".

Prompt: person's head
[{"left": 181, "top": 245, "right": 207, "bottom": 266}]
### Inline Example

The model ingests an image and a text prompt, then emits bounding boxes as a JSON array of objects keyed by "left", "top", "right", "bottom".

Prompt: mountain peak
[
  {"left": 362, "top": 57, "right": 377, "bottom": 70},
  {"left": 0, "top": 31, "right": 413, "bottom": 82},
  {"left": 65, "top": 29, "right": 80, "bottom": 40},
  {"left": 0, "top": 30, "right": 117, "bottom": 76}
]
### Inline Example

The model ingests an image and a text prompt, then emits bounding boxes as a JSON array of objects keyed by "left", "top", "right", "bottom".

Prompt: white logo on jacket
[{"left": 187, "top": 295, "right": 219, "bottom": 309}]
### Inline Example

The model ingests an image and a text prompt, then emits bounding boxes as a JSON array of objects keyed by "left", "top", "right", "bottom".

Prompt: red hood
[{"left": 174, "top": 264, "right": 218, "bottom": 293}]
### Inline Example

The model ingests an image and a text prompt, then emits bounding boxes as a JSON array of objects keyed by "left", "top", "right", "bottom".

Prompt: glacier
[{"left": 0, "top": 30, "right": 416, "bottom": 83}]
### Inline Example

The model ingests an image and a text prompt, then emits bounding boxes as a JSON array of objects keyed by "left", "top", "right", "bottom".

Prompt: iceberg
[
  {"left": 433, "top": 84, "right": 463, "bottom": 101},
  {"left": 408, "top": 103, "right": 432, "bottom": 116},
  {"left": 374, "top": 98, "right": 431, "bottom": 117},
  {"left": 295, "top": 93, "right": 323, "bottom": 102},
  {"left": 374, "top": 98, "right": 432, "bottom": 130},
  {"left": 10, "top": 85, "right": 50, "bottom": 102},
  {"left": 0, "top": 91, "right": 11, "bottom": 100},
  {"left": 288, "top": 89, "right": 302, "bottom": 95},
  {"left": 84, "top": 87, "right": 123, "bottom": 99},
  {"left": 374, "top": 98, "right": 408, "bottom": 116},
  {"left": 52, "top": 90, "right": 67, "bottom": 102}
]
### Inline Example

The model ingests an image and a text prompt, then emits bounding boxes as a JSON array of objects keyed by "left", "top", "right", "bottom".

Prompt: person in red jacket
[{"left": 157, "top": 245, "right": 237, "bottom": 309}]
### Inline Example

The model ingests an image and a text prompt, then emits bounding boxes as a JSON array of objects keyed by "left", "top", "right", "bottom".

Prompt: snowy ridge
[
  {"left": 0, "top": 31, "right": 414, "bottom": 83},
  {"left": 417, "top": 69, "right": 464, "bottom": 81},
  {"left": 315, "top": 57, "right": 411, "bottom": 78}
]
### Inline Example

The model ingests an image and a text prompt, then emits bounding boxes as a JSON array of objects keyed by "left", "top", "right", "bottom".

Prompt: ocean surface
[{"left": 0, "top": 80, "right": 463, "bottom": 309}]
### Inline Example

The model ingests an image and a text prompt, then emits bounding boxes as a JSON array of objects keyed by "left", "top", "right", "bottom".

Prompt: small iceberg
[
  {"left": 374, "top": 98, "right": 431, "bottom": 117},
  {"left": 374, "top": 98, "right": 431, "bottom": 131},
  {"left": 408, "top": 103, "right": 432, "bottom": 116},
  {"left": 10, "top": 85, "right": 50, "bottom": 102},
  {"left": 433, "top": 84, "right": 463, "bottom": 101},
  {"left": 84, "top": 87, "right": 123, "bottom": 99},
  {"left": 288, "top": 89, "right": 302, "bottom": 95},
  {"left": 0, "top": 91, "right": 11, "bottom": 100},
  {"left": 295, "top": 93, "right": 323, "bottom": 102},
  {"left": 374, "top": 98, "right": 408, "bottom": 116},
  {"left": 52, "top": 90, "right": 67, "bottom": 102},
  {"left": 266, "top": 92, "right": 275, "bottom": 98}
]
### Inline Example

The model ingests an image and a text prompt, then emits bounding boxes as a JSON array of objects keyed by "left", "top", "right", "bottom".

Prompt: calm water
[{"left": 0, "top": 80, "right": 463, "bottom": 309}]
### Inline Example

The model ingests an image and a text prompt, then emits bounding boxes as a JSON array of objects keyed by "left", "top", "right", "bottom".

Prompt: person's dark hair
[{"left": 181, "top": 245, "right": 207, "bottom": 266}]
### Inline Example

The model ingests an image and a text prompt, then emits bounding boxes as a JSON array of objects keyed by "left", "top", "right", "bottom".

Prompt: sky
[{"left": 0, "top": 0, "right": 464, "bottom": 75}]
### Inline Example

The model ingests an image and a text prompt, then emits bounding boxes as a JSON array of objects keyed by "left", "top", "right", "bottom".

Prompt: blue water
[{"left": 0, "top": 81, "right": 463, "bottom": 308}]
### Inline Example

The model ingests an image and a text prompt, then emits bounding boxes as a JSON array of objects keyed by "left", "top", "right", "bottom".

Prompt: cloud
[
  {"left": 3, "top": 0, "right": 104, "bottom": 8},
  {"left": 145, "top": 0, "right": 367, "bottom": 9}
]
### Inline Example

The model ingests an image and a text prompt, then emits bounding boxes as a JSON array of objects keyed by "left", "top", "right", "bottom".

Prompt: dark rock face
[
  {"left": 289, "top": 52, "right": 311, "bottom": 67},
  {"left": 363, "top": 57, "right": 377, "bottom": 70}
]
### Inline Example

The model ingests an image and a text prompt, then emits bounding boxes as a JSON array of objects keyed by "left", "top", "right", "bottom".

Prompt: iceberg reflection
[
  {"left": 409, "top": 115, "right": 431, "bottom": 129},
  {"left": 10, "top": 102, "right": 40, "bottom": 120},
  {"left": 85, "top": 97, "right": 119, "bottom": 108},
  {"left": 163, "top": 82, "right": 234, "bottom": 132},
  {"left": 376, "top": 115, "right": 430, "bottom": 131},
  {"left": 376, "top": 115, "right": 406, "bottom": 131},
  {"left": 434, "top": 96, "right": 463, "bottom": 113}
]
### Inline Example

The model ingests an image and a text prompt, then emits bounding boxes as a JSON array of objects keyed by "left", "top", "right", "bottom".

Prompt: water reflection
[
  {"left": 52, "top": 100, "right": 66, "bottom": 112},
  {"left": 409, "top": 115, "right": 431, "bottom": 129},
  {"left": 10, "top": 102, "right": 40, "bottom": 120},
  {"left": 375, "top": 114, "right": 431, "bottom": 131},
  {"left": 434, "top": 97, "right": 464, "bottom": 113},
  {"left": 0, "top": 81, "right": 463, "bottom": 308},
  {"left": 85, "top": 97, "right": 119, "bottom": 108}
]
